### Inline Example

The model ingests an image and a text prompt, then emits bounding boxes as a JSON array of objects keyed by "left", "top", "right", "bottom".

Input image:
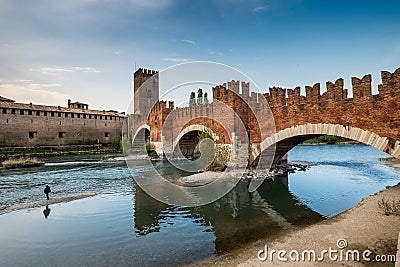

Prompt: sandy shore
[{"left": 190, "top": 183, "right": 400, "bottom": 266}]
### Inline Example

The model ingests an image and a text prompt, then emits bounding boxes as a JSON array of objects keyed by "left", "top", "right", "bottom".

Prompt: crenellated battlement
[
  {"left": 260, "top": 67, "right": 400, "bottom": 108},
  {"left": 131, "top": 67, "right": 400, "bottom": 154},
  {"left": 134, "top": 68, "right": 158, "bottom": 77},
  {"left": 352, "top": 74, "right": 371, "bottom": 99},
  {"left": 378, "top": 68, "right": 400, "bottom": 96},
  {"left": 172, "top": 102, "right": 212, "bottom": 120},
  {"left": 149, "top": 100, "right": 174, "bottom": 112}
]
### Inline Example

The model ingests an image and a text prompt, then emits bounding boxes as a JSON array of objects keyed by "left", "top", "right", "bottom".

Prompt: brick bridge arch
[
  {"left": 171, "top": 118, "right": 232, "bottom": 158},
  {"left": 132, "top": 124, "right": 150, "bottom": 143},
  {"left": 250, "top": 123, "right": 396, "bottom": 167},
  {"left": 171, "top": 124, "right": 217, "bottom": 159},
  {"left": 172, "top": 124, "right": 217, "bottom": 151},
  {"left": 131, "top": 66, "right": 400, "bottom": 166}
]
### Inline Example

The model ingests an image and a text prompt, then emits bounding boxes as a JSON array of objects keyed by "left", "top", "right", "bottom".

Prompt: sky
[{"left": 0, "top": 0, "right": 400, "bottom": 111}]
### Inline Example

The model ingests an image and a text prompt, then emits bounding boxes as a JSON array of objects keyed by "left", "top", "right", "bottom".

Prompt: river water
[{"left": 0, "top": 144, "right": 399, "bottom": 266}]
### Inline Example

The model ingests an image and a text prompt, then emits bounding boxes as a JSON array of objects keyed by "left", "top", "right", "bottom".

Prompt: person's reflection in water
[{"left": 43, "top": 205, "right": 51, "bottom": 219}]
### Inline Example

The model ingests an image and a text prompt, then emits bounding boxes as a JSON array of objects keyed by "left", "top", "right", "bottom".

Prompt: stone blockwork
[
  {"left": 0, "top": 98, "right": 124, "bottom": 147},
  {"left": 131, "top": 67, "right": 400, "bottom": 162}
]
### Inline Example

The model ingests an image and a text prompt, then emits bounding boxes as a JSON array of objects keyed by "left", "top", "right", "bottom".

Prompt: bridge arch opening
[
  {"left": 132, "top": 125, "right": 151, "bottom": 154},
  {"left": 170, "top": 124, "right": 221, "bottom": 161},
  {"left": 251, "top": 123, "right": 397, "bottom": 168},
  {"left": 175, "top": 130, "right": 203, "bottom": 160}
]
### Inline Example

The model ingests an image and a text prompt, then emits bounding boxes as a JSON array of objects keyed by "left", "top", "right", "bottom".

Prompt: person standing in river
[{"left": 44, "top": 184, "right": 51, "bottom": 200}]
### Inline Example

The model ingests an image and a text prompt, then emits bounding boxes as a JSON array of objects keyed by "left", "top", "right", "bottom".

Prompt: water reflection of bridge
[{"left": 133, "top": 175, "right": 322, "bottom": 252}]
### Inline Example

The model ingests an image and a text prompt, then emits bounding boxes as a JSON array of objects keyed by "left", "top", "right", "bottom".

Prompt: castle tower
[{"left": 133, "top": 68, "right": 159, "bottom": 115}]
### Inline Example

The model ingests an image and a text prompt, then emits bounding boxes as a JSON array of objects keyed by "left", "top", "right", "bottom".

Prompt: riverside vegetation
[
  {"left": 0, "top": 140, "right": 124, "bottom": 161},
  {"left": 196, "top": 125, "right": 230, "bottom": 172},
  {"left": 2, "top": 157, "right": 44, "bottom": 169},
  {"left": 377, "top": 197, "right": 400, "bottom": 216},
  {"left": 302, "top": 135, "right": 355, "bottom": 144}
]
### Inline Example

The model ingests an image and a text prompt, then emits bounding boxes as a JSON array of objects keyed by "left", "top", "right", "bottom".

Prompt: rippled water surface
[{"left": 0, "top": 144, "right": 399, "bottom": 266}]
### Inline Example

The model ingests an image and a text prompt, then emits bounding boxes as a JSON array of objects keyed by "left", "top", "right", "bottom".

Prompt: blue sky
[{"left": 0, "top": 0, "right": 399, "bottom": 111}]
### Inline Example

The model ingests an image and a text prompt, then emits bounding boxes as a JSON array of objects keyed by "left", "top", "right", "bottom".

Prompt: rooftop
[
  {"left": 0, "top": 97, "right": 122, "bottom": 116},
  {"left": 0, "top": 96, "right": 15, "bottom": 103}
]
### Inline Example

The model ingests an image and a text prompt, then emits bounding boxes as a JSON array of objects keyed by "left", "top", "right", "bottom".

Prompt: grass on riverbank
[
  {"left": 0, "top": 144, "right": 121, "bottom": 160},
  {"left": 302, "top": 135, "right": 356, "bottom": 145},
  {"left": 2, "top": 157, "right": 45, "bottom": 169}
]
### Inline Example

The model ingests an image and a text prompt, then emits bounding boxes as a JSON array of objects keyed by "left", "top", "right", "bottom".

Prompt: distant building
[
  {"left": 0, "top": 97, "right": 124, "bottom": 147},
  {"left": 0, "top": 96, "right": 15, "bottom": 103}
]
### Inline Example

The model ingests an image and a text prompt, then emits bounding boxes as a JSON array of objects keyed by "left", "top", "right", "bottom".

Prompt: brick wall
[
  {"left": 0, "top": 102, "right": 124, "bottom": 147},
  {"left": 131, "top": 67, "right": 400, "bottom": 156}
]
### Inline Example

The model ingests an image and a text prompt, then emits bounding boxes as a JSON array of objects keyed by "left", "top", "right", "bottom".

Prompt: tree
[
  {"left": 189, "top": 91, "right": 196, "bottom": 105},
  {"left": 197, "top": 123, "right": 230, "bottom": 172},
  {"left": 204, "top": 92, "right": 209, "bottom": 104},
  {"left": 197, "top": 88, "right": 203, "bottom": 104}
]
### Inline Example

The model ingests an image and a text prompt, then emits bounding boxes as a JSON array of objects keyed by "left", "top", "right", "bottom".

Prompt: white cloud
[
  {"left": 164, "top": 57, "right": 191, "bottom": 62},
  {"left": 30, "top": 67, "right": 73, "bottom": 75},
  {"left": 71, "top": 67, "right": 101, "bottom": 73},
  {"left": 27, "top": 83, "right": 62, "bottom": 89},
  {"left": 126, "top": 0, "right": 172, "bottom": 10},
  {"left": 15, "top": 79, "right": 34, "bottom": 83},
  {"left": 30, "top": 66, "right": 101, "bottom": 75},
  {"left": 209, "top": 51, "right": 223, "bottom": 56},
  {"left": 253, "top": 5, "right": 269, "bottom": 13},
  {"left": 0, "top": 84, "right": 70, "bottom": 106},
  {"left": 48, "top": 0, "right": 173, "bottom": 14},
  {"left": 181, "top": 39, "right": 196, "bottom": 45}
]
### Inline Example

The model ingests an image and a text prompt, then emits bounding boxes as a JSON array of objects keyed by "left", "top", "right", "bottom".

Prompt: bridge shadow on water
[{"left": 132, "top": 174, "right": 323, "bottom": 253}]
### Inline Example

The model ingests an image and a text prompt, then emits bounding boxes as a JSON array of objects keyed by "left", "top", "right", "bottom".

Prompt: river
[{"left": 0, "top": 144, "right": 399, "bottom": 266}]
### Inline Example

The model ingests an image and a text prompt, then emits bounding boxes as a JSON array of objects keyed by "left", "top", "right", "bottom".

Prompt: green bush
[
  {"left": 145, "top": 142, "right": 159, "bottom": 158},
  {"left": 111, "top": 140, "right": 122, "bottom": 151}
]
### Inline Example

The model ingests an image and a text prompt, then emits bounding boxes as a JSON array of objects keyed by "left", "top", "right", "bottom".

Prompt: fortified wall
[
  {"left": 132, "top": 67, "right": 400, "bottom": 157},
  {"left": 264, "top": 68, "right": 400, "bottom": 145},
  {"left": 0, "top": 97, "right": 124, "bottom": 147}
]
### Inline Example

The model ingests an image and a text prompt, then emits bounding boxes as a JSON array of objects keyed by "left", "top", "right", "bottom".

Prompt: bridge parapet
[{"left": 130, "top": 66, "right": 400, "bottom": 163}]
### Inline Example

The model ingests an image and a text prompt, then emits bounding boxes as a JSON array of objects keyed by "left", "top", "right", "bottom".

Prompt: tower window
[{"left": 29, "top": 132, "right": 37, "bottom": 139}]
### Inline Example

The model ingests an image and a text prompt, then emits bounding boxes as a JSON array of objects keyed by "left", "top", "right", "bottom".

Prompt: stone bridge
[{"left": 128, "top": 67, "right": 400, "bottom": 168}]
